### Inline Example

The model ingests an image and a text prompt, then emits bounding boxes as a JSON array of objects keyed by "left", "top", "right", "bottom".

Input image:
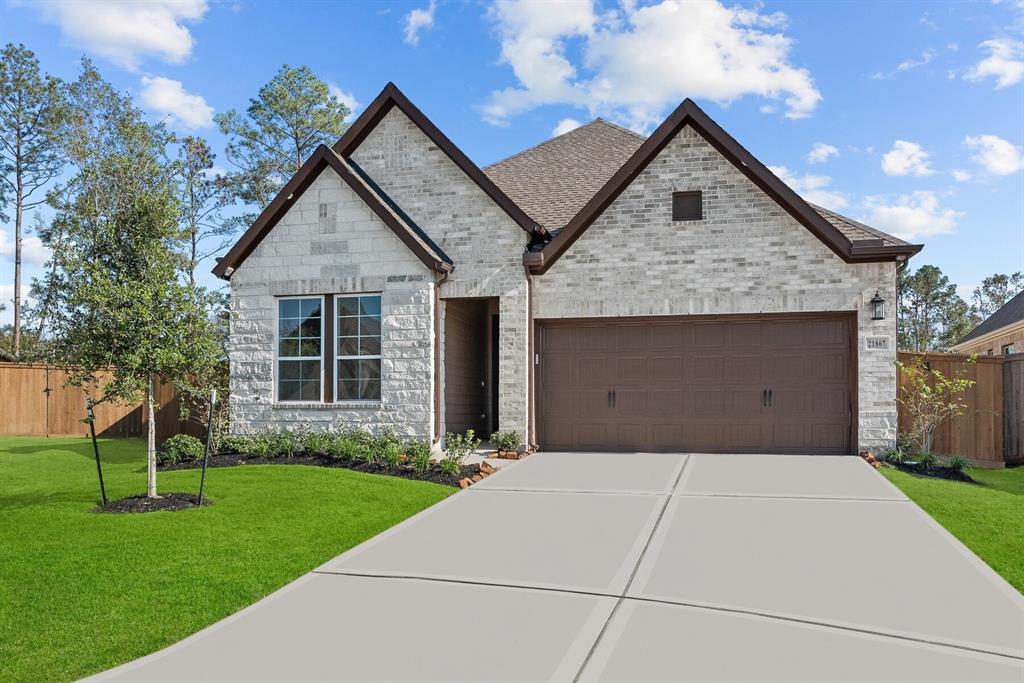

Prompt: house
[
  {"left": 951, "top": 290, "right": 1024, "bottom": 356},
  {"left": 214, "top": 83, "right": 922, "bottom": 455}
]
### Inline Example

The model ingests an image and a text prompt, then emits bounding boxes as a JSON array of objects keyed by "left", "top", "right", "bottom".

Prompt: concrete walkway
[{"left": 91, "top": 453, "right": 1024, "bottom": 682}]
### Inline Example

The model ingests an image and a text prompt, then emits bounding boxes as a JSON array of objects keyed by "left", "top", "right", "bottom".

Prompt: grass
[
  {"left": 0, "top": 436, "right": 453, "bottom": 683},
  {"left": 882, "top": 464, "right": 1024, "bottom": 594}
]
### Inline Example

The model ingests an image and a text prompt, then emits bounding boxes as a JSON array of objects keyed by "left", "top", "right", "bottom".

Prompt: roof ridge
[
  {"left": 593, "top": 117, "right": 647, "bottom": 141},
  {"left": 484, "top": 118, "right": 636, "bottom": 170}
]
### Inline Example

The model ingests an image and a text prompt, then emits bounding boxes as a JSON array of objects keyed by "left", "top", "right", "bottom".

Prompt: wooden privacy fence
[
  {"left": 0, "top": 363, "right": 203, "bottom": 441},
  {"left": 896, "top": 352, "right": 1018, "bottom": 466},
  {"left": 1004, "top": 356, "right": 1024, "bottom": 463}
]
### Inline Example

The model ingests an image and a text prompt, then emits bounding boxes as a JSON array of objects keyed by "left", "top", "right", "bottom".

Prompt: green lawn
[
  {"left": 0, "top": 436, "right": 453, "bottom": 683},
  {"left": 882, "top": 465, "right": 1024, "bottom": 594}
]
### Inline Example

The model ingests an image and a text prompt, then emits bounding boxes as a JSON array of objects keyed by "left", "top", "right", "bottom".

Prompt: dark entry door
[{"left": 537, "top": 315, "right": 853, "bottom": 454}]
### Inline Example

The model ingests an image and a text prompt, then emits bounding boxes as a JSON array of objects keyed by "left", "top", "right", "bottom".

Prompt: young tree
[
  {"left": 173, "top": 136, "right": 232, "bottom": 287},
  {"left": 971, "top": 272, "right": 1024, "bottom": 320},
  {"left": 896, "top": 356, "right": 976, "bottom": 454},
  {"left": 0, "top": 43, "right": 65, "bottom": 356},
  {"left": 897, "top": 265, "right": 973, "bottom": 352},
  {"left": 43, "top": 61, "right": 221, "bottom": 498},
  {"left": 215, "top": 65, "right": 350, "bottom": 225}
]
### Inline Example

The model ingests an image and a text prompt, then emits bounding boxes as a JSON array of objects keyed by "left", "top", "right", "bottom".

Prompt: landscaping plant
[
  {"left": 896, "top": 355, "right": 976, "bottom": 455},
  {"left": 948, "top": 456, "right": 970, "bottom": 472},
  {"left": 270, "top": 430, "right": 299, "bottom": 458},
  {"left": 440, "top": 429, "right": 480, "bottom": 475},
  {"left": 301, "top": 430, "right": 336, "bottom": 457},
  {"left": 917, "top": 452, "right": 938, "bottom": 467},
  {"left": 406, "top": 440, "right": 432, "bottom": 472},
  {"left": 489, "top": 431, "right": 521, "bottom": 454},
  {"left": 156, "top": 434, "right": 204, "bottom": 466},
  {"left": 219, "top": 434, "right": 254, "bottom": 455},
  {"left": 881, "top": 447, "right": 905, "bottom": 465}
]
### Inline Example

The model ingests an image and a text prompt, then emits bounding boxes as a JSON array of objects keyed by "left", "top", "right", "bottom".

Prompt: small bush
[
  {"left": 917, "top": 452, "right": 938, "bottom": 467},
  {"left": 328, "top": 432, "right": 367, "bottom": 461},
  {"left": 157, "top": 434, "right": 204, "bottom": 465},
  {"left": 948, "top": 456, "right": 970, "bottom": 472},
  {"left": 406, "top": 440, "right": 432, "bottom": 472},
  {"left": 270, "top": 430, "right": 300, "bottom": 458},
  {"left": 438, "top": 456, "right": 462, "bottom": 476},
  {"left": 490, "top": 431, "right": 521, "bottom": 453},
  {"left": 378, "top": 439, "right": 405, "bottom": 467},
  {"left": 219, "top": 434, "right": 254, "bottom": 455},
  {"left": 302, "top": 430, "right": 336, "bottom": 456},
  {"left": 881, "top": 448, "right": 905, "bottom": 465},
  {"left": 249, "top": 431, "right": 274, "bottom": 458}
]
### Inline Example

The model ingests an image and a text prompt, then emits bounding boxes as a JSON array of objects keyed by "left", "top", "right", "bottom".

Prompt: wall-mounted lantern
[{"left": 870, "top": 291, "right": 886, "bottom": 320}]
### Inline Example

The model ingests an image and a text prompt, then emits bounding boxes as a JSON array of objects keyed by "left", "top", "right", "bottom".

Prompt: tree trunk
[
  {"left": 147, "top": 373, "right": 158, "bottom": 498},
  {"left": 13, "top": 169, "right": 23, "bottom": 356}
]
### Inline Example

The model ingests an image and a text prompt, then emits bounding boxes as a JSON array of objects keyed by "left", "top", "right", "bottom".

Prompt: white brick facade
[
  {"left": 229, "top": 170, "right": 436, "bottom": 439},
  {"left": 349, "top": 108, "right": 531, "bottom": 440},
  {"left": 532, "top": 126, "right": 898, "bottom": 451}
]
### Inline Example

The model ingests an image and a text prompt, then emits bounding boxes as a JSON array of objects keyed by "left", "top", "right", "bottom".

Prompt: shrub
[
  {"left": 302, "top": 430, "right": 336, "bottom": 456},
  {"left": 881, "top": 448, "right": 905, "bottom": 465},
  {"left": 489, "top": 431, "right": 521, "bottom": 453},
  {"left": 248, "top": 431, "right": 275, "bottom": 458},
  {"left": 896, "top": 355, "right": 976, "bottom": 454},
  {"left": 378, "top": 440, "right": 405, "bottom": 467},
  {"left": 328, "top": 432, "right": 367, "bottom": 461},
  {"left": 219, "top": 434, "right": 254, "bottom": 455},
  {"left": 917, "top": 452, "right": 938, "bottom": 467},
  {"left": 156, "top": 434, "right": 204, "bottom": 465},
  {"left": 270, "top": 430, "right": 300, "bottom": 458},
  {"left": 438, "top": 456, "right": 462, "bottom": 476},
  {"left": 948, "top": 456, "right": 970, "bottom": 472},
  {"left": 406, "top": 440, "right": 432, "bottom": 472}
]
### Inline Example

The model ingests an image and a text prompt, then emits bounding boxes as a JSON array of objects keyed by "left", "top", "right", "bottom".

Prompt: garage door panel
[{"left": 539, "top": 316, "right": 852, "bottom": 454}]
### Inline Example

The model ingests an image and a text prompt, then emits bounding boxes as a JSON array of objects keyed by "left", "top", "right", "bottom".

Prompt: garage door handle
[
  {"left": 763, "top": 389, "right": 767, "bottom": 407},
  {"left": 768, "top": 388, "right": 773, "bottom": 407}
]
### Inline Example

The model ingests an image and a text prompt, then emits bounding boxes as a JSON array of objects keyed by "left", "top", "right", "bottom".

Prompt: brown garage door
[{"left": 537, "top": 315, "right": 854, "bottom": 454}]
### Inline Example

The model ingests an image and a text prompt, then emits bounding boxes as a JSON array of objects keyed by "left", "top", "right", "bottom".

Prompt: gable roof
[
  {"left": 333, "top": 82, "right": 547, "bottom": 238},
  {"left": 484, "top": 119, "right": 645, "bottom": 232},
  {"left": 514, "top": 99, "right": 922, "bottom": 274},
  {"left": 212, "top": 144, "right": 452, "bottom": 279},
  {"left": 956, "top": 290, "right": 1024, "bottom": 346}
]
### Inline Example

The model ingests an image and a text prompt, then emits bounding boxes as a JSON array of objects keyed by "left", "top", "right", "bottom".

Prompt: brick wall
[
  {"left": 533, "top": 125, "right": 899, "bottom": 451},
  {"left": 350, "top": 108, "right": 531, "bottom": 441},
  {"left": 229, "top": 169, "right": 436, "bottom": 438}
]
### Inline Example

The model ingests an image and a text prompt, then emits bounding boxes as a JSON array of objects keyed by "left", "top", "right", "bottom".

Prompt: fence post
[{"left": 198, "top": 389, "right": 217, "bottom": 506}]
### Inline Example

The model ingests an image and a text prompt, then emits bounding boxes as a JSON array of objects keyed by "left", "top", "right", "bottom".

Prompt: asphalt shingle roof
[
  {"left": 957, "top": 290, "right": 1024, "bottom": 346},
  {"left": 484, "top": 118, "right": 907, "bottom": 248}
]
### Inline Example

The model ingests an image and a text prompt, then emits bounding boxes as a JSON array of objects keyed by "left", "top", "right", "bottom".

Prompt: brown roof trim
[
  {"left": 333, "top": 82, "right": 547, "bottom": 238},
  {"left": 528, "top": 99, "right": 922, "bottom": 274},
  {"left": 212, "top": 145, "right": 452, "bottom": 279}
]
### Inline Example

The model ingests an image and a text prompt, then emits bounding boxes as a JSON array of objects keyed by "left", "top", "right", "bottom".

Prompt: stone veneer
[
  {"left": 350, "top": 107, "right": 531, "bottom": 440},
  {"left": 228, "top": 170, "right": 436, "bottom": 439},
  {"left": 532, "top": 125, "right": 899, "bottom": 451}
]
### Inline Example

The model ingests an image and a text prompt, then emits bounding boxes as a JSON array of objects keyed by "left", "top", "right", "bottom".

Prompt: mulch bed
[
  {"left": 889, "top": 461, "right": 974, "bottom": 483},
  {"left": 97, "top": 492, "right": 212, "bottom": 514},
  {"left": 159, "top": 453, "right": 479, "bottom": 487}
]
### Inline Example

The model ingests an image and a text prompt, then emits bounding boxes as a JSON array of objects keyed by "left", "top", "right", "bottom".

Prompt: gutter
[
  {"left": 433, "top": 269, "right": 450, "bottom": 444},
  {"left": 525, "top": 263, "right": 537, "bottom": 449}
]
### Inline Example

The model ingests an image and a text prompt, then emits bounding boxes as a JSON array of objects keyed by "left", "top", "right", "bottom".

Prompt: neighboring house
[
  {"left": 951, "top": 291, "right": 1024, "bottom": 356},
  {"left": 214, "top": 83, "right": 922, "bottom": 455}
]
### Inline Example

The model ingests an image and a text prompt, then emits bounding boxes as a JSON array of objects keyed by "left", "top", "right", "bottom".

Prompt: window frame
[
  {"left": 1003, "top": 343, "right": 1017, "bottom": 356},
  {"left": 672, "top": 190, "right": 703, "bottom": 221},
  {"left": 275, "top": 294, "right": 325, "bottom": 404},
  {"left": 334, "top": 293, "right": 383, "bottom": 403}
]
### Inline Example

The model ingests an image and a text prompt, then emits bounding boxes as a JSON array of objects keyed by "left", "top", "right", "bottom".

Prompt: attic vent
[{"left": 672, "top": 191, "right": 702, "bottom": 221}]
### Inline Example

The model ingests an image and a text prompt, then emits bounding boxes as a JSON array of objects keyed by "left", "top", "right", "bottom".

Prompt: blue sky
[{"left": 1, "top": 0, "right": 1022, "bottom": 324}]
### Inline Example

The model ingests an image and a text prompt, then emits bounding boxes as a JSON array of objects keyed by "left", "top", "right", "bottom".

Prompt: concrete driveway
[{"left": 92, "top": 453, "right": 1024, "bottom": 682}]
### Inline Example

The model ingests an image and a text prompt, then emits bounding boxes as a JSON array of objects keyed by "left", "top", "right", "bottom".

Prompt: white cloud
[
  {"left": 139, "top": 76, "right": 213, "bottom": 129},
  {"left": 964, "top": 134, "right": 1023, "bottom": 175},
  {"left": 951, "top": 169, "right": 972, "bottom": 182},
  {"left": 964, "top": 39, "right": 1024, "bottom": 88},
  {"left": 0, "top": 229, "right": 49, "bottom": 266},
  {"left": 404, "top": 0, "right": 437, "bottom": 46},
  {"left": 328, "top": 83, "right": 361, "bottom": 115},
  {"left": 31, "top": 0, "right": 208, "bottom": 70},
  {"left": 863, "top": 191, "right": 961, "bottom": 241},
  {"left": 807, "top": 143, "right": 839, "bottom": 164},
  {"left": 768, "top": 165, "right": 848, "bottom": 209},
  {"left": 897, "top": 48, "right": 938, "bottom": 72},
  {"left": 881, "top": 140, "right": 935, "bottom": 177},
  {"left": 552, "top": 118, "right": 582, "bottom": 136},
  {"left": 481, "top": 0, "right": 822, "bottom": 130}
]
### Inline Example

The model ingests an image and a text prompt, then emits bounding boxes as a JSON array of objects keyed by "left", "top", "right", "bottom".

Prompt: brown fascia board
[
  {"left": 212, "top": 144, "right": 452, "bottom": 279},
  {"left": 332, "top": 82, "right": 548, "bottom": 238},
  {"left": 529, "top": 99, "right": 923, "bottom": 275}
]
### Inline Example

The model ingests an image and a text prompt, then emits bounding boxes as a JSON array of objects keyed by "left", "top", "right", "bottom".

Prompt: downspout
[
  {"left": 433, "top": 268, "right": 450, "bottom": 445},
  {"left": 525, "top": 263, "right": 537, "bottom": 450}
]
